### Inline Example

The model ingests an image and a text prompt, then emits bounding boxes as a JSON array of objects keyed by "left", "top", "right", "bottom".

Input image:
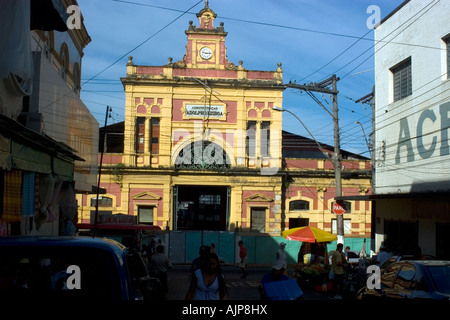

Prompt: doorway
[
  {"left": 436, "top": 223, "right": 450, "bottom": 259},
  {"left": 174, "top": 186, "right": 229, "bottom": 231},
  {"left": 250, "top": 207, "right": 267, "bottom": 233}
]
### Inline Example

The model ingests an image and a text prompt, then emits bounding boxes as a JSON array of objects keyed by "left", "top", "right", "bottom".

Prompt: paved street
[{"left": 166, "top": 265, "right": 343, "bottom": 301}]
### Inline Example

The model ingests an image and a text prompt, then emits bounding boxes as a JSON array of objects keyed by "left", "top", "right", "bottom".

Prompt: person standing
[
  {"left": 344, "top": 246, "right": 351, "bottom": 262},
  {"left": 185, "top": 253, "right": 227, "bottom": 300},
  {"left": 210, "top": 243, "right": 217, "bottom": 255},
  {"left": 275, "top": 242, "right": 287, "bottom": 275},
  {"left": 150, "top": 244, "right": 172, "bottom": 295},
  {"left": 237, "top": 240, "right": 248, "bottom": 278},
  {"left": 331, "top": 243, "right": 345, "bottom": 299}
]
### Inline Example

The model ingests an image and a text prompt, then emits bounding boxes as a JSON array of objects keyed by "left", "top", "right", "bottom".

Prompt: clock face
[{"left": 200, "top": 46, "right": 213, "bottom": 60}]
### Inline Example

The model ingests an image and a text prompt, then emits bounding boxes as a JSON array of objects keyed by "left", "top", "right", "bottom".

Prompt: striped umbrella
[{"left": 281, "top": 226, "right": 337, "bottom": 243}]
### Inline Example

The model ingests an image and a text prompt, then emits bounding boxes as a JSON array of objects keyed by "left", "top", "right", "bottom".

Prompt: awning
[
  {"left": 11, "top": 139, "right": 52, "bottom": 173},
  {"left": 0, "top": 134, "right": 12, "bottom": 170},
  {"left": 0, "top": 114, "right": 83, "bottom": 177},
  {"left": 335, "top": 190, "right": 450, "bottom": 201}
]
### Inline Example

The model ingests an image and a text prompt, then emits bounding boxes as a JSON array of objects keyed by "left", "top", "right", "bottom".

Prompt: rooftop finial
[{"left": 205, "top": 0, "right": 209, "bottom": 8}]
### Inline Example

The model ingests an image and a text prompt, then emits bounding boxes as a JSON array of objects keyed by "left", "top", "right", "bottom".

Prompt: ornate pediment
[
  {"left": 245, "top": 193, "right": 273, "bottom": 202},
  {"left": 132, "top": 191, "right": 161, "bottom": 201}
]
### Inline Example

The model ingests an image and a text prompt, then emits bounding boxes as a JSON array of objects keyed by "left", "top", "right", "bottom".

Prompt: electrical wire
[{"left": 39, "top": 0, "right": 203, "bottom": 112}]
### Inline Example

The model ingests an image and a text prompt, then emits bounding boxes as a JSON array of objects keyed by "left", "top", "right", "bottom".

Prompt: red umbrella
[{"left": 281, "top": 226, "right": 337, "bottom": 243}]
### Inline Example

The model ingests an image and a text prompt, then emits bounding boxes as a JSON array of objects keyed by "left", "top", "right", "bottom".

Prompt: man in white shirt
[{"left": 275, "top": 242, "right": 287, "bottom": 275}]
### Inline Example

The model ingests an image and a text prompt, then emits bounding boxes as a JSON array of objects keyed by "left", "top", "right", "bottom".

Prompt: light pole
[
  {"left": 280, "top": 74, "right": 343, "bottom": 244},
  {"left": 355, "top": 121, "right": 370, "bottom": 156},
  {"left": 273, "top": 102, "right": 344, "bottom": 244}
]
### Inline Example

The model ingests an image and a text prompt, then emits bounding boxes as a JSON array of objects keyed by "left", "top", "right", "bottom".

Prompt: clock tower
[{"left": 181, "top": 0, "right": 235, "bottom": 70}]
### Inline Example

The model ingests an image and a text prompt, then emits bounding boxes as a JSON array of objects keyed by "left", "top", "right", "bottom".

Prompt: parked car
[
  {"left": 379, "top": 254, "right": 436, "bottom": 272},
  {"left": 356, "top": 260, "right": 450, "bottom": 300},
  {"left": 0, "top": 236, "right": 163, "bottom": 300},
  {"left": 379, "top": 255, "right": 413, "bottom": 271}
]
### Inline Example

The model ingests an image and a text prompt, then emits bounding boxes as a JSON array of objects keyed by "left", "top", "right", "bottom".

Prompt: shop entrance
[
  {"left": 174, "top": 186, "right": 230, "bottom": 231},
  {"left": 384, "top": 220, "right": 418, "bottom": 254},
  {"left": 436, "top": 223, "right": 450, "bottom": 259}
]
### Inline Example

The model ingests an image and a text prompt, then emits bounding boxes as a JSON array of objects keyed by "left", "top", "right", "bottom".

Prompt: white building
[
  {"left": 28, "top": 15, "right": 98, "bottom": 195},
  {"left": 0, "top": 0, "right": 98, "bottom": 236},
  {"left": 372, "top": 0, "right": 450, "bottom": 258}
]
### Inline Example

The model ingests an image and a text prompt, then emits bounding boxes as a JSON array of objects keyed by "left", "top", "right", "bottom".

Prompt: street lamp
[
  {"left": 355, "top": 121, "right": 370, "bottom": 156},
  {"left": 273, "top": 106, "right": 330, "bottom": 159},
  {"left": 273, "top": 105, "right": 344, "bottom": 243}
]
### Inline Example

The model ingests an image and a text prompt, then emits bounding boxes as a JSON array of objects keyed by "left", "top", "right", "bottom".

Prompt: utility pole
[
  {"left": 284, "top": 74, "right": 344, "bottom": 244},
  {"left": 355, "top": 88, "right": 375, "bottom": 254},
  {"left": 93, "top": 106, "right": 112, "bottom": 238},
  {"left": 331, "top": 74, "right": 344, "bottom": 245}
]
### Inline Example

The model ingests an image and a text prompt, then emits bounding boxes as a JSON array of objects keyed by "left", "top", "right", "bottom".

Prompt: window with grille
[
  {"left": 246, "top": 121, "right": 257, "bottom": 157},
  {"left": 90, "top": 196, "right": 113, "bottom": 207},
  {"left": 391, "top": 58, "right": 412, "bottom": 101},
  {"left": 138, "top": 206, "right": 154, "bottom": 225},
  {"left": 261, "top": 121, "right": 270, "bottom": 156},
  {"left": 332, "top": 219, "right": 352, "bottom": 235},
  {"left": 150, "top": 118, "right": 160, "bottom": 154},
  {"left": 289, "top": 200, "right": 310, "bottom": 211},
  {"left": 135, "top": 117, "right": 145, "bottom": 153}
]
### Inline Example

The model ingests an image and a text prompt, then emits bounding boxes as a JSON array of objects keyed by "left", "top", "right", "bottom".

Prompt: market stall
[{"left": 281, "top": 226, "right": 336, "bottom": 291}]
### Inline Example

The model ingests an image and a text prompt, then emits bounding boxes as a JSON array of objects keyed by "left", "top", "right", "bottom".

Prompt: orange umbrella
[{"left": 281, "top": 226, "right": 337, "bottom": 243}]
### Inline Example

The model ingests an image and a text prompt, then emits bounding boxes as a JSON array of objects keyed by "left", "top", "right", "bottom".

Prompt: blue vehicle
[
  {"left": 357, "top": 260, "right": 450, "bottom": 300},
  {"left": 0, "top": 236, "right": 162, "bottom": 300}
]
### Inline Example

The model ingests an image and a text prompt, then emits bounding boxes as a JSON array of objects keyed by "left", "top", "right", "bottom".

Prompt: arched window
[
  {"left": 73, "top": 63, "right": 81, "bottom": 94},
  {"left": 289, "top": 200, "right": 310, "bottom": 211},
  {"left": 60, "top": 43, "right": 69, "bottom": 80},
  {"left": 175, "top": 140, "right": 230, "bottom": 170},
  {"left": 90, "top": 196, "right": 113, "bottom": 207},
  {"left": 43, "top": 31, "right": 50, "bottom": 59}
]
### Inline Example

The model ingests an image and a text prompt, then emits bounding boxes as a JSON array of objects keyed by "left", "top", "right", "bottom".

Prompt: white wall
[{"left": 374, "top": 0, "right": 450, "bottom": 194}]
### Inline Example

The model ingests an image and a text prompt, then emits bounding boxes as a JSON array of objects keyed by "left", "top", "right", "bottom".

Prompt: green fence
[{"left": 165, "top": 230, "right": 371, "bottom": 266}]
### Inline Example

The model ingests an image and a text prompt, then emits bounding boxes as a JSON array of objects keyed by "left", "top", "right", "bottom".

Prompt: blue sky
[{"left": 77, "top": 0, "right": 406, "bottom": 157}]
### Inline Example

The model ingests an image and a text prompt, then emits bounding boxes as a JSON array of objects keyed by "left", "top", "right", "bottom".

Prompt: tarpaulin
[
  {"left": 2, "top": 170, "right": 22, "bottom": 223},
  {"left": 22, "top": 172, "right": 35, "bottom": 217}
]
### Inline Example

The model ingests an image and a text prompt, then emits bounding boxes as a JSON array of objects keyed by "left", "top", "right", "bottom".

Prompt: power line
[
  {"left": 39, "top": 0, "right": 203, "bottom": 112},
  {"left": 338, "top": 0, "right": 440, "bottom": 81},
  {"left": 112, "top": 0, "right": 444, "bottom": 51}
]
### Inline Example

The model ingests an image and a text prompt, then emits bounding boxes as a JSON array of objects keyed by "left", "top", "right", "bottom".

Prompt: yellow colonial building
[{"left": 76, "top": 3, "right": 372, "bottom": 263}]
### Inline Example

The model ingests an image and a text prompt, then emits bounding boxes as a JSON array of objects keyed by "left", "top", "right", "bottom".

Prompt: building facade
[
  {"left": 76, "top": 3, "right": 372, "bottom": 261},
  {"left": 0, "top": 0, "right": 97, "bottom": 236},
  {"left": 29, "top": 22, "right": 98, "bottom": 195},
  {"left": 370, "top": 0, "right": 450, "bottom": 258}
]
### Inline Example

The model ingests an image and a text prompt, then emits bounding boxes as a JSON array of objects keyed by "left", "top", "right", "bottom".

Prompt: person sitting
[{"left": 259, "top": 263, "right": 289, "bottom": 300}]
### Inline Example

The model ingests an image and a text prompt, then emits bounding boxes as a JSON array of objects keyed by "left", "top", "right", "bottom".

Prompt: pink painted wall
[
  {"left": 128, "top": 188, "right": 164, "bottom": 220},
  {"left": 173, "top": 68, "right": 237, "bottom": 79},
  {"left": 136, "top": 66, "right": 164, "bottom": 75},
  {"left": 285, "top": 159, "right": 318, "bottom": 169},
  {"left": 241, "top": 190, "right": 275, "bottom": 220}
]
